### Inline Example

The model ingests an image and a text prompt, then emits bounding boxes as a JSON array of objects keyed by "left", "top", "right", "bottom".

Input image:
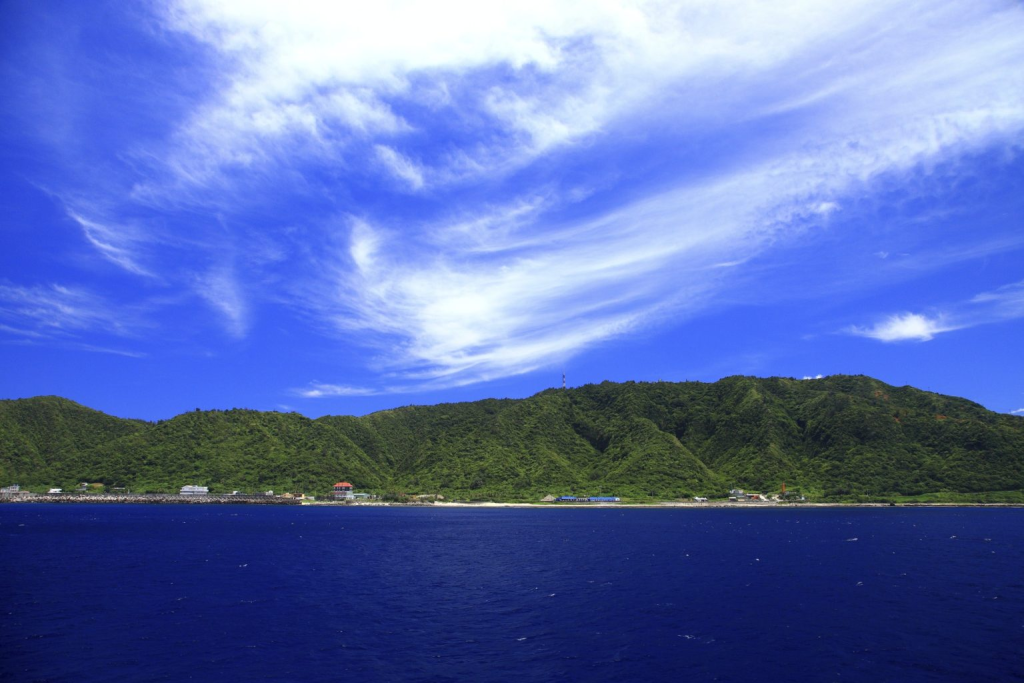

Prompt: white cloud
[
  {"left": 293, "top": 382, "right": 379, "bottom": 398},
  {"left": 74, "top": 344, "right": 148, "bottom": 358},
  {"left": 195, "top": 267, "right": 248, "bottom": 338},
  {"left": 1010, "top": 408, "right": 1024, "bottom": 415},
  {"left": 323, "top": 177, "right": 762, "bottom": 384},
  {"left": 849, "top": 280, "right": 1024, "bottom": 345},
  {"left": 0, "top": 323, "right": 45, "bottom": 339},
  {"left": 374, "top": 145, "right": 425, "bottom": 191},
  {"left": 24, "top": 1, "right": 1024, "bottom": 389},
  {"left": 970, "top": 280, "right": 1024, "bottom": 317},
  {"left": 848, "top": 313, "right": 957, "bottom": 342},
  {"left": 0, "top": 283, "right": 136, "bottom": 338},
  {"left": 323, "top": 106, "right": 1019, "bottom": 384},
  {"left": 801, "top": 374, "right": 824, "bottom": 380},
  {"left": 150, "top": 0, "right": 1024, "bottom": 195},
  {"left": 67, "top": 210, "right": 154, "bottom": 277}
]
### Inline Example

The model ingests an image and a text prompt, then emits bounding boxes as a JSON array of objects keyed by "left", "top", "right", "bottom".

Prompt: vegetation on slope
[{"left": 1, "top": 376, "right": 1022, "bottom": 501}]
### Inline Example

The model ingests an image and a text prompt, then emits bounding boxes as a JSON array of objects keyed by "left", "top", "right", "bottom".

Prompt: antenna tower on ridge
[{"left": 562, "top": 371, "right": 566, "bottom": 390}]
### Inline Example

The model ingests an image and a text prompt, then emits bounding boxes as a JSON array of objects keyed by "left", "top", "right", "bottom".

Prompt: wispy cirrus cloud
[
  {"left": 150, "top": 0, "right": 1024, "bottom": 194},
  {"left": 325, "top": 174, "right": 768, "bottom": 384},
  {"left": 194, "top": 265, "right": 248, "bottom": 338},
  {"left": 9, "top": 1, "right": 1024, "bottom": 396},
  {"left": 374, "top": 145, "right": 425, "bottom": 191},
  {"left": 0, "top": 282, "right": 140, "bottom": 343},
  {"left": 66, "top": 210, "right": 155, "bottom": 278},
  {"left": 321, "top": 115, "right": 1018, "bottom": 385},
  {"left": 202, "top": 0, "right": 1020, "bottom": 390},
  {"left": 970, "top": 280, "right": 1024, "bottom": 318},
  {"left": 292, "top": 382, "right": 381, "bottom": 399},
  {"left": 74, "top": 344, "right": 148, "bottom": 359}
]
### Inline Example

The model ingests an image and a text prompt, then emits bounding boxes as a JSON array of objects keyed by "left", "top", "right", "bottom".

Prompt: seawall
[{"left": 0, "top": 493, "right": 300, "bottom": 505}]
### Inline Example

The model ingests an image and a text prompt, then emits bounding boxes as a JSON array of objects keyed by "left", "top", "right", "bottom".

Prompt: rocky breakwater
[{"left": 2, "top": 492, "right": 300, "bottom": 505}]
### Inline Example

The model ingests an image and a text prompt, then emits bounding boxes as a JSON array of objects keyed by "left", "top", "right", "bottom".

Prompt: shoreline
[
  {"left": 0, "top": 493, "right": 299, "bottom": 505},
  {"left": 2, "top": 494, "right": 1021, "bottom": 509},
  {"left": 424, "top": 501, "right": 1024, "bottom": 509}
]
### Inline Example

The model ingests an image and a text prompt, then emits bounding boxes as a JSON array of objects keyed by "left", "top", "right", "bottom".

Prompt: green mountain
[
  {"left": 0, "top": 396, "right": 147, "bottom": 488},
  {"left": 2, "top": 376, "right": 1023, "bottom": 501}
]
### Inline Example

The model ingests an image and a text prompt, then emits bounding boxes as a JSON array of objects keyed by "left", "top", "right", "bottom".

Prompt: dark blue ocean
[{"left": 2, "top": 505, "right": 1022, "bottom": 682}]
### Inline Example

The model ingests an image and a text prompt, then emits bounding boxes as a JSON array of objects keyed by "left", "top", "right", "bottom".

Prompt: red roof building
[{"left": 333, "top": 482, "right": 354, "bottom": 500}]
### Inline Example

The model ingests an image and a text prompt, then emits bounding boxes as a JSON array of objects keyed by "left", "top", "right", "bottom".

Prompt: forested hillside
[{"left": 2, "top": 376, "right": 1023, "bottom": 501}]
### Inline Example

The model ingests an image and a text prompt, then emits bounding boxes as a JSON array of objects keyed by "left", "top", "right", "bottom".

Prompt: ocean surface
[{"left": 1, "top": 505, "right": 1022, "bottom": 682}]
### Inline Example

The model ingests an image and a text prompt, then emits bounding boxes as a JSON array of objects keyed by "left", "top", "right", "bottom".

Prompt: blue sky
[{"left": 2, "top": 0, "right": 1023, "bottom": 421}]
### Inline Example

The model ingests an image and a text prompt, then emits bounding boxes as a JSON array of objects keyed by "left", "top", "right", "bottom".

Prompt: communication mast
[{"left": 562, "top": 371, "right": 566, "bottom": 390}]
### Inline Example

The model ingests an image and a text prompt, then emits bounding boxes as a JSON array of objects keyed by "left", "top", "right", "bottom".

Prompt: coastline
[
  {"left": 2, "top": 494, "right": 1021, "bottom": 508},
  {"left": 423, "top": 501, "right": 1024, "bottom": 509},
  {"left": 0, "top": 493, "right": 299, "bottom": 505}
]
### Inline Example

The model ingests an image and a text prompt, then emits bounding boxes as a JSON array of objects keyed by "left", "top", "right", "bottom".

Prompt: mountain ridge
[{"left": 2, "top": 375, "right": 1022, "bottom": 501}]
